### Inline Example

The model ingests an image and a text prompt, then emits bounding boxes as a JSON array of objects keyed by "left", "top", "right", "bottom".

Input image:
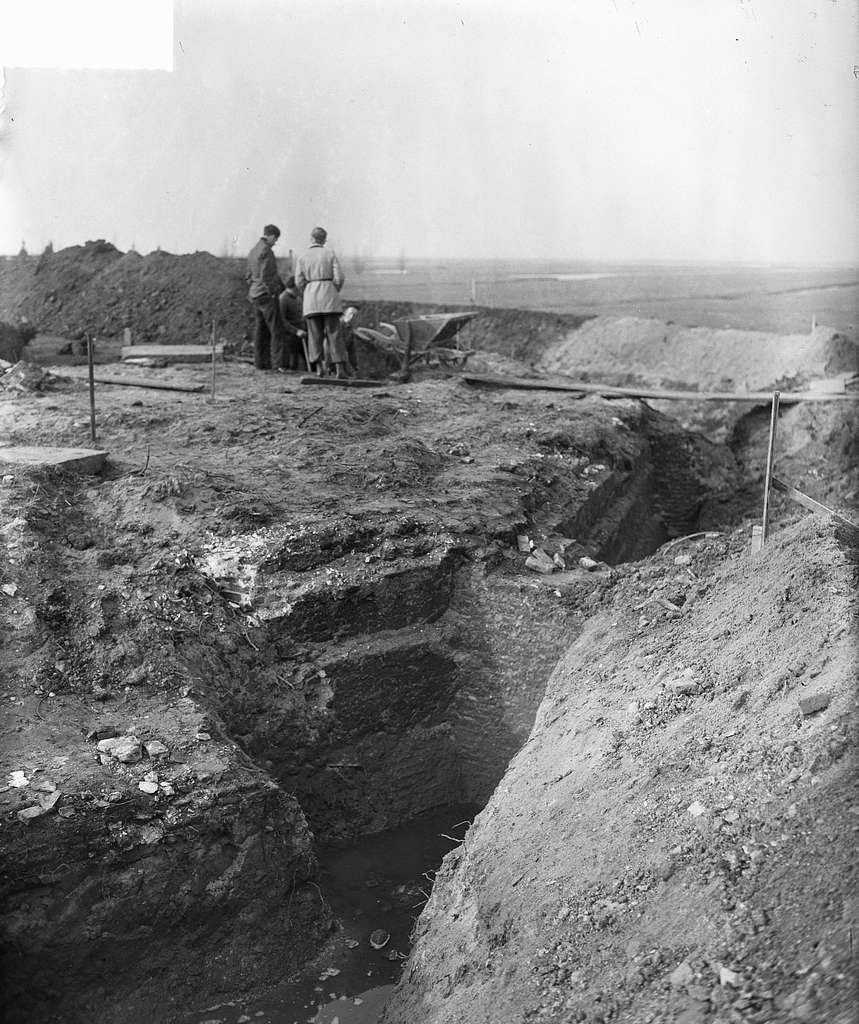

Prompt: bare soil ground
[{"left": 0, "top": 244, "right": 857, "bottom": 1024}]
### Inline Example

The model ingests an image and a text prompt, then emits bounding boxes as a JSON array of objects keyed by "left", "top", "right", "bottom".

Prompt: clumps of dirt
[
  {"left": 383, "top": 515, "right": 858, "bottom": 1024},
  {"left": 0, "top": 360, "right": 59, "bottom": 392}
]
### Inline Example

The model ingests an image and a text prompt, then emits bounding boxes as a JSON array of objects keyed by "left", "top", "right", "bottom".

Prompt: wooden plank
[
  {"left": 299, "top": 375, "right": 386, "bottom": 389},
  {"left": 93, "top": 375, "right": 205, "bottom": 393},
  {"left": 771, "top": 477, "right": 859, "bottom": 531},
  {"left": 461, "top": 373, "right": 859, "bottom": 403},
  {"left": 0, "top": 446, "right": 108, "bottom": 474},
  {"left": 121, "top": 344, "right": 224, "bottom": 363}
]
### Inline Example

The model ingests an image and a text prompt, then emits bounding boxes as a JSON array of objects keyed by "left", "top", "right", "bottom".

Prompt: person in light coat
[{"left": 294, "top": 227, "right": 348, "bottom": 377}]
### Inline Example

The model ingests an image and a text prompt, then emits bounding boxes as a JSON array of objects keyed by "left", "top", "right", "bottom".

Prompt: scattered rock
[
  {"left": 17, "top": 805, "right": 48, "bottom": 824},
  {"left": 687, "top": 800, "right": 707, "bottom": 817},
  {"left": 86, "top": 725, "right": 119, "bottom": 742},
  {"left": 8, "top": 770, "right": 29, "bottom": 788},
  {"left": 144, "top": 739, "right": 169, "bottom": 759},
  {"left": 30, "top": 776, "right": 57, "bottom": 793},
  {"left": 369, "top": 929, "right": 390, "bottom": 950},
  {"left": 526, "top": 549, "right": 556, "bottom": 574},
  {"left": 674, "top": 554, "right": 692, "bottom": 566},
  {"left": 798, "top": 691, "right": 832, "bottom": 716},
  {"left": 96, "top": 735, "right": 143, "bottom": 764},
  {"left": 579, "top": 556, "right": 600, "bottom": 571},
  {"left": 719, "top": 965, "right": 741, "bottom": 987},
  {"left": 36, "top": 791, "right": 61, "bottom": 811},
  {"left": 667, "top": 676, "right": 699, "bottom": 696},
  {"left": 516, "top": 535, "right": 532, "bottom": 553},
  {"left": 670, "top": 960, "right": 695, "bottom": 988}
]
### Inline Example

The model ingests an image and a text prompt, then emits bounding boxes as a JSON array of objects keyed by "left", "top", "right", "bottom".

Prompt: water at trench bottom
[{"left": 184, "top": 802, "right": 481, "bottom": 1024}]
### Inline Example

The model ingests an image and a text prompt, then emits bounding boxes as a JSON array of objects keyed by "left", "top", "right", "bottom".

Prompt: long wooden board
[
  {"left": 93, "top": 376, "right": 205, "bottom": 393},
  {"left": 299, "top": 375, "right": 386, "bottom": 389},
  {"left": 121, "top": 344, "right": 223, "bottom": 363},
  {"left": 461, "top": 373, "right": 859, "bottom": 403},
  {"left": 771, "top": 477, "right": 859, "bottom": 531}
]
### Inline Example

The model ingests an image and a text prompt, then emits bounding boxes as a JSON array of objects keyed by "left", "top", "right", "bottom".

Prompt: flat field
[{"left": 337, "top": 259, "right": 859, "bottom": 337}]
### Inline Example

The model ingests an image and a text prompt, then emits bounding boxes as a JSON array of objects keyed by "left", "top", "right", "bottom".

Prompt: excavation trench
[{"left": 177, "top": 416, "right": 732, "bottom": 1021}]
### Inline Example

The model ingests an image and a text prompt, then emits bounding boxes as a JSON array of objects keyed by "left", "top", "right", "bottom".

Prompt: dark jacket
[
  {"left": 246, "top": 238, "right": 283, "bottom": 301},
  {"left": 278, "top": 289, "right": 305, "bottom": 336}
]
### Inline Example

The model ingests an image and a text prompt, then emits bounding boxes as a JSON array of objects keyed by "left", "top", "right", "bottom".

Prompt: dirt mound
[
  {"left": 0, "top": 242, "right": 250, "bottom": 346},
  {"left": 384, "top": 516, "right": 858, "bottom": 1024},
  {"left": 537, "top": 316, "right": 859, "bottom": 391}
]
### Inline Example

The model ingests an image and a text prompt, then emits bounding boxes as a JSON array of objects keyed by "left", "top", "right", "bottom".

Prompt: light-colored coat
[{"left": 295, "top": 244, "right": 344, "bottom": 316}]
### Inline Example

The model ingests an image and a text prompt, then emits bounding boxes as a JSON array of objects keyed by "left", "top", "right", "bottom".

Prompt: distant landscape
[{"left": 338, "top": 258, "right": 859, "bottom": 337}]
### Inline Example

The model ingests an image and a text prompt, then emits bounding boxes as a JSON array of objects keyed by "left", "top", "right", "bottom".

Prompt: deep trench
[
  {"left": 261, "top": 430, "right": 711, "bottom": 844},
  {"left": 178, "top": 421, "right": 724, "bottom": 1020}
]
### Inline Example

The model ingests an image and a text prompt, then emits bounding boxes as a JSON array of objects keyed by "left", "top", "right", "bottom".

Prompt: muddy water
[{"left": 184, "top": 803, "right": 480, "bottom": 1024}]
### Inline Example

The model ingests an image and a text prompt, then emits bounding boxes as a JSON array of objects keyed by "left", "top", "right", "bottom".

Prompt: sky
[{"left": 0, "top": 0, "right": 857, "bottom": 264}]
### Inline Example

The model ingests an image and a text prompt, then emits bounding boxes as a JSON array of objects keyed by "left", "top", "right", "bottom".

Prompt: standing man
[
  {"left": 294, "top": 227, "right": 348, "bottom": 378},
  {"left": 278, "top": 275, "right": 309, "bottom": 372},
  {"left": 247, "top": 223, "right": 286, "bottom": 371}
]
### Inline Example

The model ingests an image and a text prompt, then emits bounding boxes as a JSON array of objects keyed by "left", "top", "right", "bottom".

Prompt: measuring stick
[
  {"left": 210, "top": 319, "right": 216, "bottom": 401},
  {"left": 87, "top": 334, "right": 97, "bottom": 443},
  {"left": 760, "top": 390, "right": 780, "bottom": 543}
]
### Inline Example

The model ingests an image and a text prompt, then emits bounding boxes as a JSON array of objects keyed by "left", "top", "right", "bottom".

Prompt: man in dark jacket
[{"left": 246, "top": 224, "right": 286, "bottom": 371}]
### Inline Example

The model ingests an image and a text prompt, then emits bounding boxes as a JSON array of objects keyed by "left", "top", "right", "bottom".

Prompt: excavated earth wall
[{"left": 382, "top": 518, "right": 858, "bottom": 1024}]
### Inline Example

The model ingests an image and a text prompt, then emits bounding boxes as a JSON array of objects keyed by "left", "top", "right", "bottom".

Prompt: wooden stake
[
  {"left": 760, "top": 390, "right": 780, "bottom": 543},
  {"left": 210, "top": 319, "right": 216, "bottom": 402},
  {"left": 87, "top": 334, "right": 97, "bottom": 444}
]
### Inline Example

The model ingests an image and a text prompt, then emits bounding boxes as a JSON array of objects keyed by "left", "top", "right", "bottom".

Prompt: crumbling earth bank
[
  {"left": 382, "top": 517, "right": 857, "bottom": 1024},
  {"left": 0, "top": 366, "right": 737, "bottom": 1022}
]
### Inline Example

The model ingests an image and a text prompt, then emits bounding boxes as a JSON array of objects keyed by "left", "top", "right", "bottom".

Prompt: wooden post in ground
[
  {"left": 399, "top": 320, "right": 413, "bottom": 377},
  {"left": 760, "top": 390, "right": 780, "bottom": 544},
  {"left": 209, "top": 319, "right": 216, "bottom": 402},
  {"left": 87, "top": 334, "right": 97, "bottom": 444}
]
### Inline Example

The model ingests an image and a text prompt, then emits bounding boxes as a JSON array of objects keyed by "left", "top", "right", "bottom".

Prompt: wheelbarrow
[{"left": 354, "top": 310, "right": 479, "bottom": 376}]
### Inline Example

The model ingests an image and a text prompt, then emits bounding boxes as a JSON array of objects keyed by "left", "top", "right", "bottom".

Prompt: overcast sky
[{"left": 0, "top": 0, "right": 857, "bottom": 263}]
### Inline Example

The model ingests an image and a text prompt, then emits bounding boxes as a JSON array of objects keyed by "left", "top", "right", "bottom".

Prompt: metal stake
[
  {"left": 87, "top": 334, "right": 97, "bottom": 444},
  {"left": 760, "top": 390, "right": 780, "bottom": 543},
  {"left": 210, "top": 319, "right": 216, "bottom": 402}
]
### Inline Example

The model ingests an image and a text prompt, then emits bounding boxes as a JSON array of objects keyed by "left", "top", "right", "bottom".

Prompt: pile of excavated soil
[
  {"left": 0, "top": 243, "right": 250, "bottom": 346},
  {"left": 536, "top": 317, "right": 859, "bottom": 392},
  {"left": 384, "top": 516, "right": 858, "bottom": 1024}
]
